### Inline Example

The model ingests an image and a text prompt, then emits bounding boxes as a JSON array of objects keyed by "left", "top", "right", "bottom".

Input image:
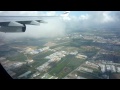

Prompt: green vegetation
[
  {"left": 81, "top": 64, "right": 102, "bottom": 77},
  {"left": 32, "top": 59, "right": 49, "bottom": 68},
  {"left": 12, "top": 64, "right": 31, "bottom": 78},
  {"left": 31, "top": 51, "right": 54, "bottom": 68},
  {"left": 78, "top": 47, "right": 99, "bottom": 58},
  {"left": 62, "top": 46, "right": 79, "bottom": 52},
  {"left": 49, "top": 55, "right": 74, "bottom": 76},
  {"left": 33, "top": 51, "right": 54, "bottom": 60},
  {"left": 109, "top": 73, "right": 120, "bottom": 79},
  {"left": 0, "top": 47, "right": 18, "bottom": 57},
  {"left": 49, "top": 55, "right": 85, "bottom": 78},
  {"left": 58, "top": 59, "right": 85, "bottom": 78},
  {"left": 36, "top": 46, "right": 45, "bottom": 49},
  {"left": 76, "top": 71, "right": 100, "bottom": 79},
  {"left": 50, "top": 44, "right": 62, "bottom": 49},
  {"left": 68, "top": 39, "right": 94, "bottom": 47},
  {"left": 2, "top": 28, "right": 120, "bottom": 79},
  {"left": 6, "top": 53, "right": 27, "bottom": 61},
  {"left": 95, "top": 54, "right": 120, "bottom": 63},
  {"left": 41, "top": 73, "right": 57, "bottom": 79}
]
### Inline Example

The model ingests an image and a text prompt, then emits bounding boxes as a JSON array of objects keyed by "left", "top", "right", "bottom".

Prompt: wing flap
[
  {"left": 17, "top": 20, "right": 47, "bottom": 25},
  {"left": 0, "top": 21, "right": 24, "bottom": 27},
  {"left": 0, "top": 20, "right": 47, "bottom": 27},
  {"left": 17, "top": 20, "right": 40, "bottom": 25}
]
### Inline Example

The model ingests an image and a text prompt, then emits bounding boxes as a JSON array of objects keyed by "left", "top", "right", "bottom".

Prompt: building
[
  {"left": 106, "top": 65, "right": 111, "bottom": 71},
  {"left": 13, "top": 62, "right": 24, "bottom": 68},
  {"left": 78, "top": 67, "right": 93, "bottom": 73},
  {"left": 117, "top": 67, "right": 120, "bottom": 73},
  {"left": 26, "top": 60, "right": 34, "bottom": 64},
  {"left": 110, "top": 65, "right": 116, "bottom": 72},
  {"left": 29, "top": 50, "right": 39, "bottom": 54},
  {"left": 36, "top": 63, "right": 50, "bottom": 71},
  {"left": 99, "top": 64, "right": 106, "bottom": 73},
  {"left": 85, "top": 61, "right": 99, "bottom": 69},
  {"left": 76, "top": 54, "right": 87, "bottom": 59},
  {"left": 70, "top": 51, "right": 78, "bottom": 55},
  {"left": 32, "top": 72, "right": 40, "bottom": 78}
]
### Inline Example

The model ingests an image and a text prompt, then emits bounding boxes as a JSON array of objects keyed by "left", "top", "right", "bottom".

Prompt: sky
[
  {"left": 0, "top": 11, "right": 87, "bottom": 16},
  {"left": 0, "top": 11, "right": 120, "bottom": 41}
]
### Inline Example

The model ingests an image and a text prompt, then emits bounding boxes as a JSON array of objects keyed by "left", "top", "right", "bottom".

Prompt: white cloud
[
  {"left": 62, "top": 16, "right": 71, "bottom": 21},
  {"left": 60, "top": 11, "right": 71, "bottom": 21},
  {"left": 0, "top": 11, "right": 45, "bottom": 16},
  {"left": 46, "top": 11, "right": 56, "bottom": 16},
  {"left": 62, "top": 11, "right": 117, "bottom": 29},
  {"left": 1, "top": 11, "right": 120, "bottom": 40},
  {"left": 0, "top": 11, "right": 66, "bottom": 39},
  {"left": 0, "top": 11, "right": 59, "bottom": 16},
  {"left": 79, "top": 14, "right": 89, "bottom": 20},
  {"left": 102, "top": 11, "right": 114, "bottom": 23},
  {"left": 19, "top": 11, "right": 39, "bottom": 16},
  {"left": 88, "top": 11, "right": 114, "bottom": 24}
]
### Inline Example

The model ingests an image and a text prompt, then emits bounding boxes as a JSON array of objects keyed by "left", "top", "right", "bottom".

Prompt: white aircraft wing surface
[{"left": 0, "top": 11, "right": 70, "bottom": 33}]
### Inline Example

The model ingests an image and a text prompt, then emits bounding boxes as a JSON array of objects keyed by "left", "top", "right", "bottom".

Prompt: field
[
  {"left": 31, "top": 51, "right": 54, "bottom": 68},
  {"left": 75, "top": 70, "right": 101, "bottom": 79},
  {"left": 41, "top": 73, "right": 58, "bottom": 79},
  {"left": 6, "top": 53, "right": 27, "bottom": 62},
  {"left": 49, "top": 55, "right": 86, "bottom": 78},
  {"left": 109, "top": 73, "right": 120, "bottom": 79}
]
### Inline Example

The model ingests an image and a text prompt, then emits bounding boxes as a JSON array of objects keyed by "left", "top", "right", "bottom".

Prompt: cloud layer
[{"left": 0, "top": 11, "right": 120, "bottom": 40}]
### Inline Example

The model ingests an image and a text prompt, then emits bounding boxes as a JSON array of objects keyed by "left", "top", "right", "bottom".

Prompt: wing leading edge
[
  {"left": 0, "top": 11, "right": 70, "bottom": 33},
  {"left": 0, "top": 17, "right": 50, "bottom": 33}
]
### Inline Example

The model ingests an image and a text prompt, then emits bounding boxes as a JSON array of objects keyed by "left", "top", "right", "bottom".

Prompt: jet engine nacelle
[
  {"left": 0, "top": 21, "right": 26, "bottom": 33},
  {"left": 0, "top": 25, "right": 26, "bottom": 33}
]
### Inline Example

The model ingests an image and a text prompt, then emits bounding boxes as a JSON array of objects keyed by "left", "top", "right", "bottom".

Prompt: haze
[{"left": 0, "top": 11, "right": 120, "bottom": 41}]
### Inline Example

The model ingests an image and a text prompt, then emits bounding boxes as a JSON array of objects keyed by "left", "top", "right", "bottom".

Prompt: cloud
[
  {"left": 90, "top": 11, "right": 114, "bottom": 23},
  {"left": 79, "top": 14, "right": 89, "bottom": 20},
  {"left": 19, "top": 11, "right": 39, "bottom": 16},
  {"left": 0, "top": 11, "right": 45, "bottom": 16},
  {"left": 60, "top": 11, "right": 71, "bottom": 21},
  {"left": 0, "top": 11, "right": 67, "bottom": 40},
  {"left": 0, "top": 11, "right": 120, "bottom": 41},
  {"left": 46, "top": 11, "right": 56, "bottom": 16},
  {"left": 0, "top": 11, "right": 59, "bottom": 16},
  {"left": 102, "top": 11, "right": 114, "bottom": 23},
  {"left": 66, "top": 11, "right": 117, "bottom": 28},
  {"left": 1, "top": 18, "right": 66, "bottom": 40}
]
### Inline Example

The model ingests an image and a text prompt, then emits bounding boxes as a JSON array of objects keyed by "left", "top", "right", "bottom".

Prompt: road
[{"left": 63, "top": 61, "right": 86, "bottom": 79}]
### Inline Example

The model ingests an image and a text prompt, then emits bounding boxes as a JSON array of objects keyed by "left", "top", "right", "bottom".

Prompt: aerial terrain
[{"left": 0, "top": 28, "right": 120, "bottom": 79}]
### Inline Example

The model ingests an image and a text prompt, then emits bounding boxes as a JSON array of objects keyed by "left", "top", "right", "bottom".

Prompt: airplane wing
[
  {"left": 0, "top": 11, "right": 71, "bottom": 33},
  {"left": 0, "top": 16, "right": 59, "bottom": 33}
]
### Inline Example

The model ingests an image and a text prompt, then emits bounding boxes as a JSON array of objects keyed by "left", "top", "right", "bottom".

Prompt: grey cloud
[
  {"left": 67, "top": 11, "right": 120, "bottom": 29},
  {"left": 0, "top": 11, "right": 120, "bottom": 42},
  {"left": 0, "top": 18, "right": 66, "bottom": 40}
]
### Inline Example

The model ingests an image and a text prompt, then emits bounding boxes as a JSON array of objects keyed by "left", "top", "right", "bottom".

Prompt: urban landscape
[{"left": 0, "top": 28, "right": 120, "bottom": 79}]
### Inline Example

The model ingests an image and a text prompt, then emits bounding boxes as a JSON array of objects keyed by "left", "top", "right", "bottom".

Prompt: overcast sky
[{"left": 0, "top": 11, "right": 120, "bottom": 41}]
